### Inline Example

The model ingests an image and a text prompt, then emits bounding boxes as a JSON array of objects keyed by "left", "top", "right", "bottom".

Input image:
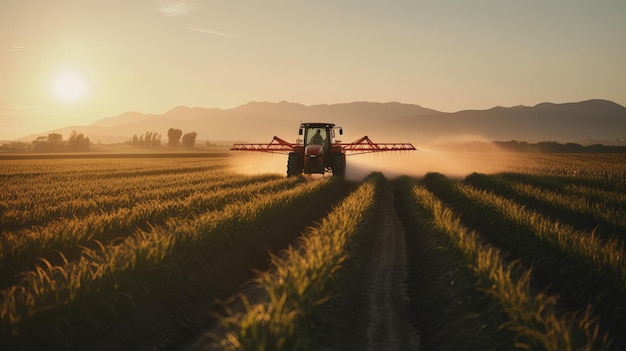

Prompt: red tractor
[{"left": 231, "top": 122, "right": 416, "bottom": 177}]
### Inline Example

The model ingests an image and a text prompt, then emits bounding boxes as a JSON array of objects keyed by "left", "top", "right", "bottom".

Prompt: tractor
[{"left": 231, "top": 122, "right": 416, "bottom": 177}]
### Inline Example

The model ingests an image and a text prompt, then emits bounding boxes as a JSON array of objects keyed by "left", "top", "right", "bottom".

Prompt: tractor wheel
[
  {"left": 287, "top": 152, "right": 301, "bottom": 177},
  {"left": 331, "top": 153, "right": 346, "bottom": 177}
]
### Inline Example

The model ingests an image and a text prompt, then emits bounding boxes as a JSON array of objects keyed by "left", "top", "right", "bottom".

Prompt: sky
[{"left": 1, "top": 0, "right": 625, "bottom": 140}]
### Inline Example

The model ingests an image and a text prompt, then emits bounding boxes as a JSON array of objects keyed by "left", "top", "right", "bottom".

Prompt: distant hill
[
  {"left": 380, "top": 99, "right": 626, "bottom": 145},
  {"left": 19, "top": 99, "right": 626, "bottom": 146}
]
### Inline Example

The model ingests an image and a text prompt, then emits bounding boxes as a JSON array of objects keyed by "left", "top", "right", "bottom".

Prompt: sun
[{"left": 52, "top": 70, "right": 87, "bottom": 103}]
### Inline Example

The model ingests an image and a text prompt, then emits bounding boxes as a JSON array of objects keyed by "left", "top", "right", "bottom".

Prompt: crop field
[{"left": 0, "top": 152, "right": 625, "bottom": 350}]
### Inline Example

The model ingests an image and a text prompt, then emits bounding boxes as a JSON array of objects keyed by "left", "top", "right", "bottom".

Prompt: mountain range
[{"left": 21, "top": 99, "right": 626, "bottom": 145}]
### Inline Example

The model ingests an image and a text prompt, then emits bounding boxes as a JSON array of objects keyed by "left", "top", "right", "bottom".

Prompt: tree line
[
  {"left": 31, "top": 131, "right": 90, "bottom": 152},
  {"left": 0, "top": 127, "right": 198, "bottom": 153},
  {"left": 126, "top": 128, "right": 197, "bottom": 148},
  {"left": 493, "top": 140, "right": 626, "bottom": 153}
]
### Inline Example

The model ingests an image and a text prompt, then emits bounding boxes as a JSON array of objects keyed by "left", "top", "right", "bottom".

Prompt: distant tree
[
  {"left": 168, "top": 128, "right": 183, "bottom": 147},
  {"left": 145, "top": 132, "right": 161, "bottom": 147},
  {"left": 32, "top": 133, "right": 64, "bottom": 152},
  {"left": 182, "top": 132, "right": 197, "bottom": 148},
  {"left": 68, "top": 130, "right": 90, "bottom": 151},
  {"left": 128, "top": 132, "right": 161, "bottom": 147},
  {"left": 0, "top": 141, "right": 28, "bottom": 152},
  {"left": 48, "top": 133, "right": 63, "bottom": 143},
  {"left": 151, "top": 133, "right": 161, "bottom": 147}
]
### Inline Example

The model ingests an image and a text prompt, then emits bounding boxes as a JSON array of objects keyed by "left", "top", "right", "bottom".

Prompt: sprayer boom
[
  {"left": 231, "top": 136, "right": 294, "bottom": 154},
  {"left": 230, "top": 122, "right": 416, "bottom": 177},
  {"left": 231, "top": 135, "right": 415, "bottom": 155},
  {"left": 338, "top": 136, "right": 416, "bottom": 155}
]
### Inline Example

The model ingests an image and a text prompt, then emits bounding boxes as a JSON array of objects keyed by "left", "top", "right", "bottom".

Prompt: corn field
[
  {"left": 395, "top": 154, "right": 626, "bottom": 351},
  {"left": 0, "top": 153, "right": 624, "bottom": 350}
]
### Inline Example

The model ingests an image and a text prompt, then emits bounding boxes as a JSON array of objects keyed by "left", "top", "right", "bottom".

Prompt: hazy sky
[{"left": 1, "top": 1, "right": 625, "bottom": 140}]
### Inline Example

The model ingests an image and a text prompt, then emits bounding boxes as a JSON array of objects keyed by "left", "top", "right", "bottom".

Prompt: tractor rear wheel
[
  {"left": 287, "top": 152, "right": 301, "bottom": 177},
  {"left": 331, "top": 153, "right": 346, "bottom": 177}
]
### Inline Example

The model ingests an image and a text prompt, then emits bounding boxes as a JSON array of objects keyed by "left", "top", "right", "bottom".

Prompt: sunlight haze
[{"left": 1, "top": 0, "right": 625, "bottom": 140}]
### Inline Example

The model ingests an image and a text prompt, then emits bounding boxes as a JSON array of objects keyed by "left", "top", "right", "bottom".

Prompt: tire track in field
[{"left": 365, "top": 182, "right": 420, "bottom": 351}]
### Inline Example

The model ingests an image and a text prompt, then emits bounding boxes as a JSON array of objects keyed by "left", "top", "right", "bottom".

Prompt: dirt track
[{"left": 364, "top": 182, "right": 420, "bottom": 351}]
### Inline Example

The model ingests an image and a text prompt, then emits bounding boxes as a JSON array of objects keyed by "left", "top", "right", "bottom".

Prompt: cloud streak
[
  {"left": 157, "top": 2, "right": 193, "bottom": 16},
  {"left": 188, "top": 27, "right": 236, "bottom": 38}
]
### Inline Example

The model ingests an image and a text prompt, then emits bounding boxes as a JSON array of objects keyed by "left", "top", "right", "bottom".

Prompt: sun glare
[{"left": 52, "top": 70, "right": 87, "bottom": 103}]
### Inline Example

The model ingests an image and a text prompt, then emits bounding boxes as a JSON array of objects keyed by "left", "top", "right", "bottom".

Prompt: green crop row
[
  {"left": 0, "top": 175, "right": 303, "bottom": 287},
  {"left": 0, "top": 172, "right": 278, "bottom": 231},
  {"left": 0, "top": 157, "right": 230, "bottom": 182},
  {"left": 503, "top": 154, "right": 626, "bottom": 185},
  {"left": 497, "top": 173, "right": 626, "bottom": 211},
  {"left": 395, "top": 176, "right": 608, "bottom": 351},
  {"left": 455, "top": 179, "right": 626, "bottom": 296},
  {"left": 0, "top": 177, "right": 334, "bottom": 338},
  {"left": 210, "top": 173, "right": 381, "bottom": 350},
  {"left": 465, "top": 173, "right": 626, "bottom": 240},
  {"left": 0, "top": 164, "right": 223, "bottom": 190},
  {"left": 0, "top": 162, "right": 230, "bottom": 217},
  {"left": 421, "top": 172, "right": 626, "bottom": 349}
]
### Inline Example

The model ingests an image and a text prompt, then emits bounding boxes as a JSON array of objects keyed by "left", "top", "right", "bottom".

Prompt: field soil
[{"left": 363, "top": 182, "right": 420, "bottom": 350}]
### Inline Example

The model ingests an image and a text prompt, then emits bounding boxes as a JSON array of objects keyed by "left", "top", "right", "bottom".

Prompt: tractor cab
[
  {"left": 299, "top": 123, "right": 342, "bottom": 156},
  {"left": 289, "top": 122, "right": 345, "bottom": 176}
]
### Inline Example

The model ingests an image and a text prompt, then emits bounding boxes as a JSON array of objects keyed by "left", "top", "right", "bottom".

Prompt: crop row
[
  {"left": 0, "top": 160, "right": 229, "bottom": 224},
  {"left": 423, "top": 173, "right": 626, "bottom": 297},
  {"left": 396, "top": 177, "right": 606, "bottom": 350},
  {"left": 1, "top": 176, "right": 338, "bottom": 338},
  {"left": 0, "top": 160, "right": 231, "bottom": 220},
  {"left": 0, "top": 175, "right": 304, "bottom": 287},
  {"left": 210, "top": 173, "right": 381, "bottom": 350},
  {"left": 0, "top": 157, "right": 230, "bottom": 180},
  {"left": 1, "top": 166, "right": 231, "bottom": 206},
  {"left": 0, "top": 172, "right": 282, "bottom": 232},
  {"left": 399, "top": 171, "right": 625, "bottom": 350},
  {"left": 503, "top": 153, "right": 626, "bottom": 183},
  {"left": 465, "top": 173, "right": 626, "bottom": 240}
]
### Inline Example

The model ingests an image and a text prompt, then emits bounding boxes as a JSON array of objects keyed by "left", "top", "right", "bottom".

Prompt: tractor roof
[{"left": 300, "top": 122, "right": 335, "bottom": 128}]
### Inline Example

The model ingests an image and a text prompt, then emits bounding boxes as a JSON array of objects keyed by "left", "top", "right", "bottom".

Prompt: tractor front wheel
[
  {"left": 331, "top": 153, "right": 346, "bottom": 177},
  {"left": 287, "top": 152, "right": 301, "bottom": 177}
]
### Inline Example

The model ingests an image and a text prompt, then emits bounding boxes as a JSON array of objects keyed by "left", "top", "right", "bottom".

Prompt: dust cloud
[
  {"left": 346, "top": 142, "right": 512, "bottom": 181},
  {"left": 228, "top": 152, "right": 288, "bottom": 175},
  {"left": 228, "top": 142, "right": 516, "bottom": 181},
  {"left": 345, "top": 146, "right": 512, "bottom": 181},
  {"left": 339, "top": 132, "right": 516, "bottom": 181}
]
